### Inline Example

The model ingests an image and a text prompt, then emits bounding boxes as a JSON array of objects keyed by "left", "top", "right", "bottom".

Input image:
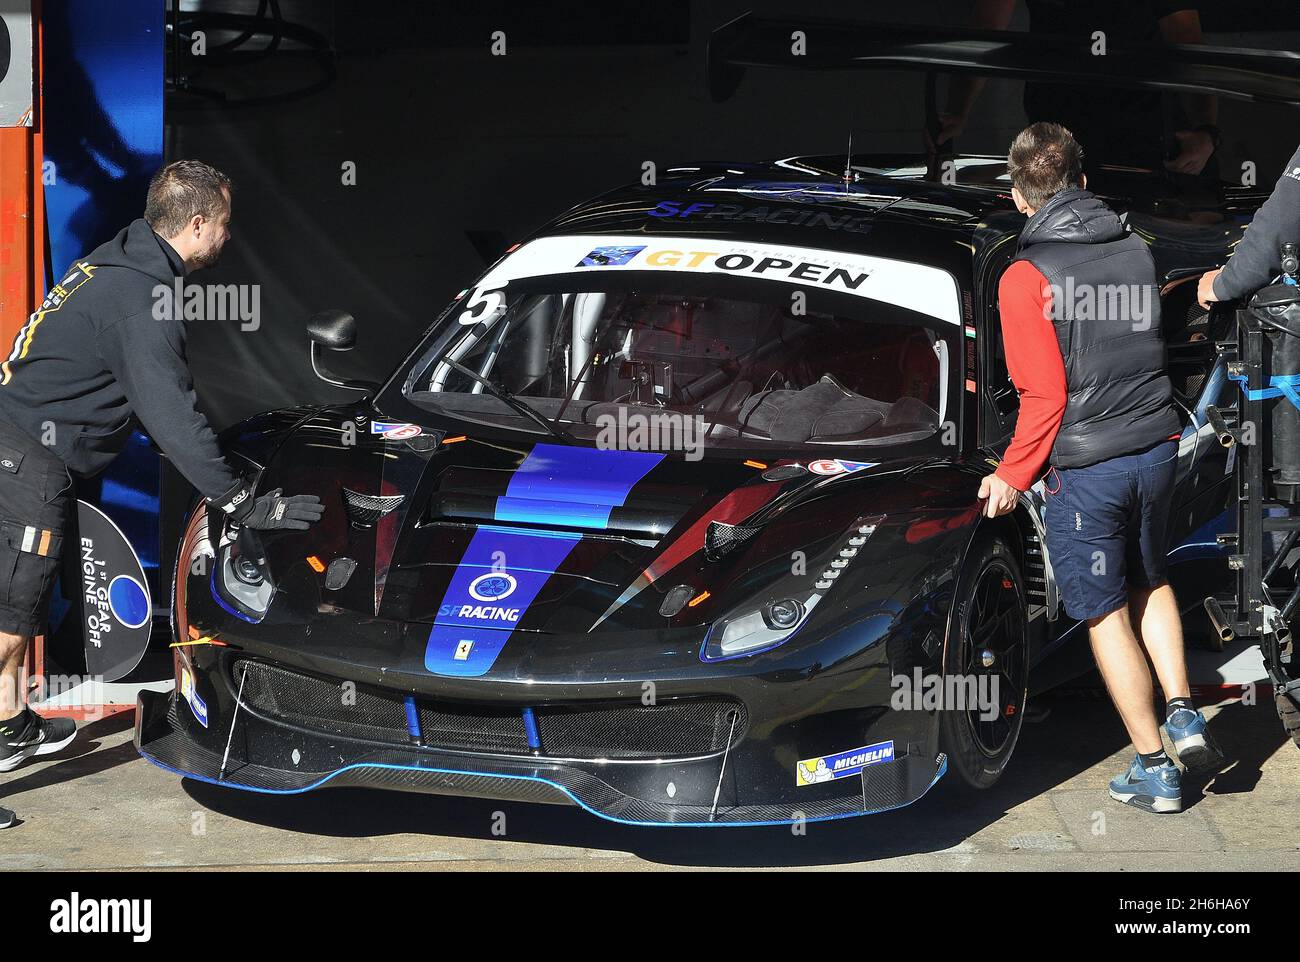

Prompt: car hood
[{"left": 241, "top": 407, "right": 939, "bottom": 652}]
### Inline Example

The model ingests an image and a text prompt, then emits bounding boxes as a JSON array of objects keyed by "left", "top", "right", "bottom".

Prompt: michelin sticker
[
  {"left": 179, "top": 668, "right": 209, "bottom": 728},
  {"left": 796, "top": 740, "right": 894, "bottom": 786},
  {"left": 371, "top": 421, "right": 422, "bottom": 440}
]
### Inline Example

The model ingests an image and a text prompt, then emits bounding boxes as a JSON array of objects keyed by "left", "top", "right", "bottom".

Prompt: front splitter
[{"left": 135, "top": 689, "right": 947, "bottom": 828}]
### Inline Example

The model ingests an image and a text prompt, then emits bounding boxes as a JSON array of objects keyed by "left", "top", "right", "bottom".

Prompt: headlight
[
  {"left": 211, "top": 527, "right": 274, "bottom": 623},
  {"left": 706, "top": 597, "right": 815, "bottom": 660},
  {"left": 701, "top": 516, "right": 881, "bottom": 662},
  {"left": 763, "top": 598, "right": 804, "bottom": 629}
]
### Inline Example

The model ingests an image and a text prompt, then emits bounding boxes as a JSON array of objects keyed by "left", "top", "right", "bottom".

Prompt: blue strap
[{"left": 1228, "top": 370, "right": 1300, "bottom": 408}]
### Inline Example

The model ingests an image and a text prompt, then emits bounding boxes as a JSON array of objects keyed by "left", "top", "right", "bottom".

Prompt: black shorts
[{"left": 0, "top": 420, "right": 72, "bottom": 636}]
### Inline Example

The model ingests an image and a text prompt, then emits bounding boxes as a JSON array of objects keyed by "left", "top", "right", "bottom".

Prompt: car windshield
[{"left": 401, "top": 237, "right": 961, "bottom": 453}]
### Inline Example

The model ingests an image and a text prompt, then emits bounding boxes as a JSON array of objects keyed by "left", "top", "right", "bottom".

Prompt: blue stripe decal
[
  {"left": 495, "top": 497, "right": 613, "bottom": 528},
  {"left": 494, "top": 443, "right": 663, "bottom": 529},
  {"left": 424, "top": 529, "right": 580, "bottom": 676},
  {"left": 426, "top": 446, "right": 662, "bottom": 674}
]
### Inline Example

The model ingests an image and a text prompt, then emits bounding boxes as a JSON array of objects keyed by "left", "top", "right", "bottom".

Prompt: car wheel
[
  {"left": 939, "top": 535, "right": 1029, "bottom": 790},
  {"left": 1277, "top": 690, "right": 1300, "bottom": 751}
]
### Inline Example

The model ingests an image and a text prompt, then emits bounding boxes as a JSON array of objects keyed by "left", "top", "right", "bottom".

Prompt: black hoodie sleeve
[
  {"left": 1214, "top": 145, "right": 1300, "bottom": 301},
  {"left": 96, "top": 310, "right": 241, "bottom": 499}
]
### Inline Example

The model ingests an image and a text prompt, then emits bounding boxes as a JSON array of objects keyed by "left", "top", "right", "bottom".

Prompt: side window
[
  {"left": 980, "top": 254, "right": 1021, "bottom": 447},
  {"left": 988, "top": 318, "right": 1018, "bottom": 418}
]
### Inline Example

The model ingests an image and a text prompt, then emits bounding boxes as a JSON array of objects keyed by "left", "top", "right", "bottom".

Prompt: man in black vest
[{"left": 979, "top": 123, "right": 1224, "bottom": 813}]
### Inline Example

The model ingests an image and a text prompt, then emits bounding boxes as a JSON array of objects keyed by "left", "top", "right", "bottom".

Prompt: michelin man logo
[
  {"left": 795, "top": 740, "right": 895, "bottom": 786},
  {"left": 799, "top": 758, "right": 835, "bottom": 784}
]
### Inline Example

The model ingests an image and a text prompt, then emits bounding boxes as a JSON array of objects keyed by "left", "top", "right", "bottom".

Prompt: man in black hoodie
[
  {"left": 0, "top": 160, "right": 322, "bottom": 827},
  {"left": 1197, "top": 143, "right": 1300, "bottom": 308}
]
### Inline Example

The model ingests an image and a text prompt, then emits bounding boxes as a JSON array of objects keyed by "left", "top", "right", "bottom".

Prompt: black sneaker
[
  {"left": 0, "top": 805, "right": 13, "bottom": 829},
  {"left": 0, "top": 709, "right": 76, "bottom": 772}
]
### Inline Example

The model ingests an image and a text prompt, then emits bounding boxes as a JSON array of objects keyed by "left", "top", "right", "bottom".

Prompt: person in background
[
  {"left": 927, "top": 0, "right": 1219, "bottom": 177},
  {"left": 1199, "top": 143, "right": 1300, "bottom": 308}
]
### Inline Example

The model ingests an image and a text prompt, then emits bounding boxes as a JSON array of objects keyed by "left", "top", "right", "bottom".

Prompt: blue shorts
[{"left": 1044, "top": 439, "right": 1178, "bottom": 622}]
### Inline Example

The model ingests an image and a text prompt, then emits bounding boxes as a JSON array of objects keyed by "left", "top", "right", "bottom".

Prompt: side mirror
[
  {"left": 307, "top": 309, "right": 357, "bottom": 351},
  {"left": 307, "top": 309, "right": 377, "bottom": 393}
]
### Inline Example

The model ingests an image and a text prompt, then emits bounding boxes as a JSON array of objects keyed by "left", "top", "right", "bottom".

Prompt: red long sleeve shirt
[{"left": 993, "top": 260, "right": 1067, "bottom": 492}]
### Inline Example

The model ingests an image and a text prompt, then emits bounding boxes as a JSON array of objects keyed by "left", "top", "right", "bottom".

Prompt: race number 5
[{"left": 458, "top": 287, "right": 506, "bottom": 326}]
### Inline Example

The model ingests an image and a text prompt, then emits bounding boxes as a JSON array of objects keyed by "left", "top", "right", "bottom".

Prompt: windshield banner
[{"left": 461, "top": 234, "right": 962, "bottom": 325}]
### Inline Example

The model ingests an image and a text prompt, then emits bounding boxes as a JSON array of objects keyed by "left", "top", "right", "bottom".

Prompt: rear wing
[{"left": 708, "top": 12, "right": 1300, "bottom": 107}]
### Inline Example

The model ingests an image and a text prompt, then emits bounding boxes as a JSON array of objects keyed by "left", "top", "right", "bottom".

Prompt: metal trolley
[{"left": 1205, "top": 248, "right": 1300, "bottom": 748}]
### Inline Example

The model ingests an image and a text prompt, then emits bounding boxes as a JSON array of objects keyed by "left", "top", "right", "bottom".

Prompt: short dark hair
[
  {"left": 1007, "top": 123, "right": 1084, "bottom": 210},
  {"left": 144, "top": 160, "right": 232, "bottom": 237}
]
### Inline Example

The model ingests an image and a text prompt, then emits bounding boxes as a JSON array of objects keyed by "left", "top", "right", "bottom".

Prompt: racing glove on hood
[{"left": 214, "top": 481, "right": 324, "bottom": 531}]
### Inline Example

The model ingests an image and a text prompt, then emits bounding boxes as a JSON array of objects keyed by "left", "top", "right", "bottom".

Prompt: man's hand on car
[
  {"left": 1164, "top": 129, "right": 1215, "bottom": 176},
  {"left": 923, "top": 112, "right": 967, "bottom": 153},
  {"left": 239, "top": 488, "right": 325, "bottom": 531},
  {"left": 1197, "top": 268, "right": 1222, "bottom": 309},
  {"left": 978, "top": 473, "right": 1020, "bottom": 518}
]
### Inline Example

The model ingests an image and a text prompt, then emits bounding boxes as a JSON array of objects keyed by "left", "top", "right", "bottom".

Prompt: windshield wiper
[{"left": 442, "top": 359, "right": 575, "bottom": 442}]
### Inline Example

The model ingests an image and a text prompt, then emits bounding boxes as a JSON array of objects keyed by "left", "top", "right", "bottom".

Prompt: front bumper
[{"left": 135, "top": 683, "right": 947, "bottom": 827}]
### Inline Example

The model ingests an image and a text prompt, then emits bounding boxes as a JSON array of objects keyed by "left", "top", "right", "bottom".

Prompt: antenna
[{"left": 842, "top": 131, "right": 854, "bottom": 193}]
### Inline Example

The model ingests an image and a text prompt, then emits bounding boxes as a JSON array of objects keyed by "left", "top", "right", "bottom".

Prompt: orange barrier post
[{"left": 0, "top": 1, "right": 47, "bottom": 710}]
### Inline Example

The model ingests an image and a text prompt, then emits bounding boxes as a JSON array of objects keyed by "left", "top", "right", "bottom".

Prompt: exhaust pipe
[
  {"left": 1203, "top": 597, "right": 1235, "bottom": 643},
  {"left": 1205, "top": 405, "right": 1235, "bottom": 448}
]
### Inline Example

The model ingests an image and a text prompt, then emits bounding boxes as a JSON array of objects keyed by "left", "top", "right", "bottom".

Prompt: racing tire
[
  {"left": 939, "top": 535, "right": 1030, "bottom": 790},
  {"left": 1278, "top": 690, "right": 1300, "bottom": 751}
]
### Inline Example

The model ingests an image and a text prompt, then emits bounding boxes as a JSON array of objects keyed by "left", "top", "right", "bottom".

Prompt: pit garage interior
[{"left": 0, "top": 0, "right": 1298, "bottom": 872}]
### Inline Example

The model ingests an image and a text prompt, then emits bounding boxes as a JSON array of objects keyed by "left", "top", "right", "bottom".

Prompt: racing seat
[
  {"left": 699, "top": 379, "right": 754, "bottom": 416},
  {"left": 737, "top": 375, "right": 891, "bottom": 442}
]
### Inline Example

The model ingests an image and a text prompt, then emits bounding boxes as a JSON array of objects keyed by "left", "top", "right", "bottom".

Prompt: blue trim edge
[{"left": 137, "top": 750, "right": 947, "bottom": 829}]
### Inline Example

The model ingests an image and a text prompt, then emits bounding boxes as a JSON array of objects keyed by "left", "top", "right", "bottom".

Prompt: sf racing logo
[
  {"left": 439, "top": 571, "right": 523, "bottom": 624},
  {"left": 469, "top": 571, "right": 517, "bottom": 603}
]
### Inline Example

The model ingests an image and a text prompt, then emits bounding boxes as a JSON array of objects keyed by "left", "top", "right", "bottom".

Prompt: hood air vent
[
  {"left": 342, "top": 487, "right": 405, "bottom": 527},
  {"left": 704, "top": 520, "right": 763, "bottom": 561}
]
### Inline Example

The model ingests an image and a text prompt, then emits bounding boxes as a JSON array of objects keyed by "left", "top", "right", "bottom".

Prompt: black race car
[{"left": 135, "top": 19, "right": 1296, "bottom": 826}]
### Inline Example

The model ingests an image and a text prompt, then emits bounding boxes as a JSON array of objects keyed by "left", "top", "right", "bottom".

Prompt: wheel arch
[
  {"left": 945, "top": 499, "right": 1055, "bottom": 653},
  {"left": 972, "top": 499, "right": 1056, "bottom": 620}
]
